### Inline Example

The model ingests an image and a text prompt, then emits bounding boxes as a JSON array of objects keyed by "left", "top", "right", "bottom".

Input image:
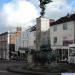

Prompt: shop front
[{"left": 51, "top": 46, "right": 68, "bottom": 61}]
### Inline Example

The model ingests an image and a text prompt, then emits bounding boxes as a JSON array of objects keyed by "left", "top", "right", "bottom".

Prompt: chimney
[{"left": 16, "top": 27, "right": 22, "bottom": 32}]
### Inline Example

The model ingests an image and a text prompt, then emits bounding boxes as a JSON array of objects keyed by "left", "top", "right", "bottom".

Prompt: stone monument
[{"left": 36, "top": 0, "right": 52, "bottom": 51}]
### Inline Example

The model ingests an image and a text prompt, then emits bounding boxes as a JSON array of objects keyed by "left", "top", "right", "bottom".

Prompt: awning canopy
[
  {"left": 19, "top": 50, "right": 25, "bottom": 53},
  {"left": 19, "top": 47, "right": 29, "bottom": 51},
  {"left": 11, "top": 51, "right": 18, "bottom": 54}
]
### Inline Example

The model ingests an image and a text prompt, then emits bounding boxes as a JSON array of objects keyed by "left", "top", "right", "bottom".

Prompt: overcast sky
[{"left": 0, "top": 0, "right": 75, "bottom": 32}]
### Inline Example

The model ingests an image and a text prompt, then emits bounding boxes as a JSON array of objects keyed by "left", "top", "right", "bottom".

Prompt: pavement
[
  {"left": 8, "top": 66, "right": 60, "bottom": 75},
  {"left": 0, "top": 60, "right": 71, "bottom": 75},
  {"left": 7, "top": 63, "right": 60, "bottom": 75},
  {"left": 7, "top": 62, "right": 75, "bottom": 75},
  {"left": 0, "top": 71, "right": 26, "bottom": 75},
  {"left": 0, "top": 60, "right": 28, "bottom": 75}
]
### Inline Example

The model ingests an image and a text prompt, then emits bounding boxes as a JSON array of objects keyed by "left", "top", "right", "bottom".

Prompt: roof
[
  {"left": 0, "top": 32, "right": 8, "bottom": 36},
  {"left": 50, "top": 13, "right": 75, "bottom": 26}
]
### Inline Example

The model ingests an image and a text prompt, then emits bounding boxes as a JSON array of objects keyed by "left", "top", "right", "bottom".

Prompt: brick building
[{"left": 0, "top": 27, "right": 21, "bottom": 59}]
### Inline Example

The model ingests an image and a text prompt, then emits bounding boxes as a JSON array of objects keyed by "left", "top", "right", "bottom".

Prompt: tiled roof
[{"left": 50, "top": 13, "right": 75, "bottom": 26}]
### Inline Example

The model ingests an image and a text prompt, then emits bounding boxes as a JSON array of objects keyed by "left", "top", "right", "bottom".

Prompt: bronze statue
[{"left": 39, "top": 0, "right": 52, "bottom": 16}]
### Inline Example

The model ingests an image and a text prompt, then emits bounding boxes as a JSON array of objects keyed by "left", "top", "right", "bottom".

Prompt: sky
[{"left": 0, "top": 0, "right": 75, "bottom": 32}]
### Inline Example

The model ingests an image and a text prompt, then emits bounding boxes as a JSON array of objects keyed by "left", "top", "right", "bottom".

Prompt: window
[
  {"left": 2, "top": 35, "right": 3, "bottom": 40},
  {"left": 4, "top": 35, "right": 5, "bottom": 40},
  {"left": 34, "top": 40, "right": 36, "bottom": 44},
  {"left": 0, "top": 36, "right": 2, "bottom": 41},
  {"left": 63, "top": 23, "right": 67, "bottom": 30},
  {"left": 0, "top": 36, "right": 1, "bottom": 41},
  {"left": 54, "top": 37, "right": 57, "bottom": 45},
  {"left": 54, "top": 25, "right": 57, "bottom": 31}
]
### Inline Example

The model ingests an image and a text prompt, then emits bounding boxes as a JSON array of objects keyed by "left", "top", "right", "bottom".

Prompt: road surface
[
  {"left": 0, "top": 60, "right": 28, "bottom": 75},
  {"left": 0, "top": 71, "right": 26, "bottom": 75}
]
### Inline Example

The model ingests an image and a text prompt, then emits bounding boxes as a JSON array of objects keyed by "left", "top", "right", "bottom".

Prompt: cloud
[
  {"left": 44, "top": 0, "right": 74, "bottom": 20},
  {"left": 1, "top": 0, "right": 40, "bottom": 29},
  {"left": 0, "top": 0, "right": 75, "bottom": 32}
]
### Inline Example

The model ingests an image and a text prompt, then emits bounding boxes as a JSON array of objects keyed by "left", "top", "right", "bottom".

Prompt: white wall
[
  {"left": 15, "top": 31, "right": 28, "bottom": 51},
  {"left": 28, "top": 31, "right": 36, "bottom": 50},
  {"left": 15, "top": 30, "right": 36, "bottom": 52},
  {"left": 50, "top": 21, "right": 74, "bottom": 48},
  {"left": 41, "top": 18, "right": 50, "bottom": 45},
  {"left": 41, "top": 18, "right": 50, "bottom": 32}
]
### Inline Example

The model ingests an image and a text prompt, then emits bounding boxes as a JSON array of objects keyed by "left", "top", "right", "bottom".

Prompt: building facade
[
  {"left": 50, "top": 14, "right": 75, "bottom": 60},
  {"left": 0, "top": 27, "right": 21, "bottom": 59},
  {"left": 9, "top": 27, "right": 21, "bottom": 58},
  {"left": 15, "top": 26, "right": 36, "bottom": 52},
  {"left": 0, "top": 32, "right": 8, "bottom": 59},
  {"left": 15, "top": 26, "right": 36, "bottom": 59},
  {"left": 15, "top": 18, "right": 53, "bottom": 52}
]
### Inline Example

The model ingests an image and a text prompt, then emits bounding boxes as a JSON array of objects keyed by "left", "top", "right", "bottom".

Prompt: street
[
  {"left": 0, "top": 60, "right": 60, "bottom": 75},
  {"left": 0, "top": 60, "right": 28, "bottom": 75},
  {"left": 0, "top": 71, "right": 26, "bottom": 75}
]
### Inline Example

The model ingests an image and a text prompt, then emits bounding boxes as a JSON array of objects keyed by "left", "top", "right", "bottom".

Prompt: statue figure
[{"left": 39, "top": 0, "right": 52, "bottom": 16}]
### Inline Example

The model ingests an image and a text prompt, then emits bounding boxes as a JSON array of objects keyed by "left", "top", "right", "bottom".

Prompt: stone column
[
  {"left": 36, "top": 17, "right": 50, "bottom": 51},
  {"left": 36, "top": 18, "right": 41, "bottom": 51}
]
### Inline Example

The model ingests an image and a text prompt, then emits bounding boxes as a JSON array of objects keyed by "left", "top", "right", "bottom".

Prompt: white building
[
  {"left": 50, "top": 14, "right": 75, "bottom": 60},
  {"left": 15, "top": 18, "right": 53, "bottom": 52},
  {"left": 29, "top": 28, "right": 36, "bottom": 50},
  {"left": 0, "top": 27, "right": 21, "bottom": 59},
  {"left": 15, "top": 25, "right": 36, "bottom": 54}
]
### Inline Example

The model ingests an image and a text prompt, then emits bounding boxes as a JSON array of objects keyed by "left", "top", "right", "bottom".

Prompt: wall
[
  {"left": 0, "top": 32, "right": 8, "bottom": 59},
  {"left": 15, "top": 30, "right": 36, "bottom": 52},
  {"left": 15, "top": 31, "right": 28, "bottom": 51},
  {"left": 50, "top": 21, "right": 74, "bottom": 49},
  {"left": 29, "top": 31, "right": 36, "bottom": 50},
  {"left": 36, "top": 17, "right": 50, "bottom": 50}
]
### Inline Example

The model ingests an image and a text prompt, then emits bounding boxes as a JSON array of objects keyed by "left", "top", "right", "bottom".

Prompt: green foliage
[{"left": 31, "top": 44, "right": 58, "bottom": 65}]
